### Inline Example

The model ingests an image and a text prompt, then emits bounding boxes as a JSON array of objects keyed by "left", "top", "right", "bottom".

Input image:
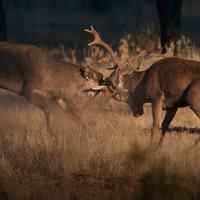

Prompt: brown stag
[
  {"left": 0, "top": 42, "right": 103, "bottom": 134},
  {"left": 85, "top": 26, "right": 200, "bottom": 146}
]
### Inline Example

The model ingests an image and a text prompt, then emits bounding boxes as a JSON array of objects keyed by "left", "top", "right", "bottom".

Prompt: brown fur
[
  {"left": 0, "top": 42, "right": 102, "bottom": 133},
  {"left": 111, "top": 57, "right": 200, "bottom": 145}
]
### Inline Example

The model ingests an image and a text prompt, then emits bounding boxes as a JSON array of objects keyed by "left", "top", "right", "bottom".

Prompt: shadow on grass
[
  {"left": 166, "top": 127, "right": 200, "bottom": 134},
  {"left": 129, "top": 142, "right": 200, "bottom": 200}
]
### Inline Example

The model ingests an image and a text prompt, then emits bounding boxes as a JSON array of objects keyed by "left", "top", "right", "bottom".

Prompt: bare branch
[{"left": 59, "top": 44, "right": 69, "bottom": 62}]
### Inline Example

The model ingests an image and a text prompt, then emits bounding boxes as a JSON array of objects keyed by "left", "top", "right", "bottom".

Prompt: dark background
[{"left": 3, "top": 0, "right": 200, "bottom": 48}]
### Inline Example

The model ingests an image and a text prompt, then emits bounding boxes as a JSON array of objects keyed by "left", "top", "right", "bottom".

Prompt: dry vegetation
[{"left": 0, "top": 34, "right": 200, "bottom": 200}]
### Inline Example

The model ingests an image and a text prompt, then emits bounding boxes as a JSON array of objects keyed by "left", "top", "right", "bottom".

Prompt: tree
[
  {"left": 155, "top": 0, "right": 183, "bottom": 55},
  {"left": 0, "top": 0, "right": 6, "bottom": 41},
  {"left": 81, "top": 0, "right": 112, "bottom": 12}
]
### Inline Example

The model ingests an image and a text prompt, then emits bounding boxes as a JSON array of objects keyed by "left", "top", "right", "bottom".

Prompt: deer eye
[{"left": 98, "top": 77, "right": 104, "bottom": 85}]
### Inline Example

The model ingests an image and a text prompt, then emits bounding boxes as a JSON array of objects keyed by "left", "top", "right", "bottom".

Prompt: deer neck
[
  {"left": 110, "top": 71, "right": 146, "bottom": 103},
  {"left": 123, "top": 71, "right": 145, "bottom": 92}
]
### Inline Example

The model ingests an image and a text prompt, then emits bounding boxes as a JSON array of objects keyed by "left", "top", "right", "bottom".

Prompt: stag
[
  {"left": 85, "top": 26, "right": 200, "bottom": 145},
  {"left": 0, "top": 42, "right": 103, "bottom": 133}
]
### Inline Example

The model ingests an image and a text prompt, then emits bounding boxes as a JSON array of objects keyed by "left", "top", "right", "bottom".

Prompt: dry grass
[
  {"left": 0, "top": 91, "right": 200, "bottom": 199},
  {"left": 1, "top": 35, "right": 200, "bottom": 199}
]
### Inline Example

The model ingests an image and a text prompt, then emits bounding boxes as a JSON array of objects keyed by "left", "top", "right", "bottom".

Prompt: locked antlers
[{"left": 85, "top": 26, "right": 146, "bottom": 100}]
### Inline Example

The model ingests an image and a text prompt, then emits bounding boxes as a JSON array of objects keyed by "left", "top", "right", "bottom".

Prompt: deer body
[
  {"left": 113, "top": 57, "right": 200, "bottom": 145},
  {"left": 124, "top": 57, "right": 200, "bottom": 109},
  {"left": 0, "top": 42, "right": 80, "bottom": 95},
  {"left": 0, "top": 42, "right": 102, "bottom": 133}
]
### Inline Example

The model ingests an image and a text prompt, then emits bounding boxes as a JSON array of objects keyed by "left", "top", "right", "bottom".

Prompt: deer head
[
  {"left": 84, "top": 26, "right": 146, "bottom": 102},
  {"left": 79, "top": 64, "right": 105, "bottom": 98}
]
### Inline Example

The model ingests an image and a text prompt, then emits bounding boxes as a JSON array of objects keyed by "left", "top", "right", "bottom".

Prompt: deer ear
[
  {"left": 80, "top": 66, "right": 92, "bottom": 80},
  {"left": 135, "top": 61, "right": 141, "bottom": 71},
  {"left": 80, "top": 66, "right": 104, "bottom": 83},
  {"left": 84, "top": 67, "right": 92, "bottom": 80}
]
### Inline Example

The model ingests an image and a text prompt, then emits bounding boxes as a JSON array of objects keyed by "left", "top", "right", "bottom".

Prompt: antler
[
  {"left": 110, "top": 50, "right": 146, "bottom": 94},
  {"left": 84, "top": 26, "right": 146, "bottom": 101},
  {"left": 83, "top": 86, "right": 112, "bottom": 104},
  {"left": 84, "top": 26, "right": 118, "bottom": 68},
  {"left": 120, "top": 50, "right": 146, "bottom": 70}
]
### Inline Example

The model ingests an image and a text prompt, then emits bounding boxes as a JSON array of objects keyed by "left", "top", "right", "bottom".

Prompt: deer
[
  {"left": 85, "top": 26, "right": 200, "bottom": 146},
  {"left": 0, "top": 41, "right": 104, "bottom": 134}
]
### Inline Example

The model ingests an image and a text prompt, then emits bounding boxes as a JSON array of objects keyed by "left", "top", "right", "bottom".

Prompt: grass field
[
  {"left": 0, "top": 91, "right": 200, "bottom": 199},
  {"left": 0, "top": 36, "right": 200, "bottom": 199}
]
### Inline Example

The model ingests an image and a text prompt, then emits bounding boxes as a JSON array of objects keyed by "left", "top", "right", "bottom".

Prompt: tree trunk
[{"left": 0, "top": 0, "right": 6, "bottom": 41}]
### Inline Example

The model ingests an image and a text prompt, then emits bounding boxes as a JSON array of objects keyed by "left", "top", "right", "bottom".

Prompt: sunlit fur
[
  {"left": 0, "top": 42, "right": 102, "bottom": 133},
  {"left": 107, "top": 57, "right": 200, "bottom": 145}
]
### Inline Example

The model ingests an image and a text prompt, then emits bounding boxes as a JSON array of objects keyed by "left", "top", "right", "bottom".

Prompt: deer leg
[
  {"left": 186, "top": 81, "right": 200, "bottom": 145},
  {"left": 149, "top": 97, "right": 163, "bottom": 145},
  {"left": 56, "top": 98, "right": 87, "bottom": 131},
  {"left": 159, "top": 108, "right": 178, "bottom": 145},
  {"left": 41, "top": 106, "right": 52, "bottom": 135},
  {"left": 25, "top": 91, "right": 52, "bottom": 134}
]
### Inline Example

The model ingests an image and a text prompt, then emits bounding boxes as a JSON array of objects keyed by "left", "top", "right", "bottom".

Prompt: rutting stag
[
  {"left": 0, "top": 42, "right": 103, "bottom": 133},
  {"left": 85, "top": 26, "right": 200, "bottom": 145}
]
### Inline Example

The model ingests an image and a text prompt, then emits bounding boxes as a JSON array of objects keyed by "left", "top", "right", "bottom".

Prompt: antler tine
[
  {"left": 122, "top": 50, "right": 146, "bottom": 69},
  {"left": 130, "top": 50, "right": 146, "bottom": 65},
  {"left": 84, "top": 26, "right": 118, "bottom": 67},
  {"left": 84, "top": 26, "right": 101, "bottom": 46}
]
